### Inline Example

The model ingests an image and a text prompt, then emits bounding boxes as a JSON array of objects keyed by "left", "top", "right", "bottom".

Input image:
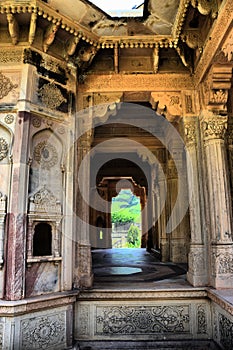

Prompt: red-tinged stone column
[{"left": 4, "top": 111, "right": 30, "bottom": 300}]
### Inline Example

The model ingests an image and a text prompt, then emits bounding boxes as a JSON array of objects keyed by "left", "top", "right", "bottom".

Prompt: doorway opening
[{"left": 111, "top": 188, "right": 141, "bottom": 248}]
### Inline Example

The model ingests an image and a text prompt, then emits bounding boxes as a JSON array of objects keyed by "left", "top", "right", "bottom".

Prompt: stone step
[{"left": 74, "top": 340, "right": 221, "bottom": 350}]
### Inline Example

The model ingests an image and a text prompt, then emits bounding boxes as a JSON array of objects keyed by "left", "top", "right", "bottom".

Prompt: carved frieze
[
  {"left": 0, "top": 137, "right": 9, "bottom": 161},
  {"left": 21, "top": 313, "right": 66, "bottom": 350},
  {"left": 0, "top": 71, "right": 18, "bottom": 100},
  {"left": 0, "top": 49, "right": 23, "bottom": 64},
  {"left": 79, "top": 74, "right": 195, "bottom": 93},
  {"left": 38, "top": 82, "right": 67, "bottom": 110},
  {"left": 33, "top": 141, "right": 58, "bottom": 170},
  {"left": 96, "top": 305, "right": 190, "bottom": 335}
]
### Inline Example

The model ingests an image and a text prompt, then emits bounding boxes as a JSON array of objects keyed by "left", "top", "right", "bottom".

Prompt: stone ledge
[
  {"left": 0, "top": 290, "right": 78, "bottom": 316},
  {"left": 78, "top": 288, "right": 207, "bottom": 301}
]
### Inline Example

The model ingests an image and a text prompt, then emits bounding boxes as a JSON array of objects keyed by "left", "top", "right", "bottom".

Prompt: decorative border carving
[
  {"left": 96, "top": 305, "right": 190, "bottom": 335},
  {"left": 197, "top": 304, "right": 207, "bottom": 334},
  {"left": 0, "top": 137, "right": 9, "bottom": 161},
  {"left": 79, "top": 74, "right": 194, "bottom": 93}
]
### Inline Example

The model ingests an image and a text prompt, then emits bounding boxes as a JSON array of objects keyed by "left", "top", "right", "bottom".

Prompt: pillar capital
[{"left": 201, "top": 112, "right": 228, "bottom": 142}]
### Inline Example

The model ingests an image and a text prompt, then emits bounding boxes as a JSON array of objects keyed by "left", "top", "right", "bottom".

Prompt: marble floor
[{"left": 92, "top": 248, "right": 190, "bottom": 290}]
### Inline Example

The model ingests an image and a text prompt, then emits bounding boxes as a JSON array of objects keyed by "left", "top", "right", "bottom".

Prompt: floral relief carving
[
  {"left": 221, "top": 28, "right": 233, "bottom": 62},
  {"left": 219, "top": 313, "right": 233, "bottom": 350},
  {"left": 96, "top": 305, "right": 190, "bottom": 335},
  {"left": 33, "top": 141, "right": 58, "bottom": 170},
  {"left": 197, "top": 305, "right": 207, "bottom": 334},
  {"left": 38, "top": 82, "right": 67, "bottom": 110},
  {"left": 21, "top": 313, "right": 66, "bottom": 349},
  {"left": 0, "top": 71, "right": 18, "bottom": 100},
  {"left": 29, "top": 186, "right": 61, "bottom": 215},
  {"left": 0, "top": 137, "right": 9, "bottom": 161},
  {"left": 184, "top": 122, "right": 197, "bottom": 146},
  {"left": 210, "top": 89, "right": 228, "bottom": 105},
  {"left": 212, "top": 251, "right": 233, "bottom": 275}
]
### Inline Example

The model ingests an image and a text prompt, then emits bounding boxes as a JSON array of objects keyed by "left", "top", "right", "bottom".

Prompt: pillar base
[
  {"left": 187, "top": 245, "right": 208, "bottom": 287},
  {"left": 210, "top": 244, "right": 233, "bottom": 289}
]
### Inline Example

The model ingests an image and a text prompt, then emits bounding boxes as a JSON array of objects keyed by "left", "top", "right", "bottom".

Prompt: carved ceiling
[{"left": 0, "top": 0, "right": 231, "bottom": 78}]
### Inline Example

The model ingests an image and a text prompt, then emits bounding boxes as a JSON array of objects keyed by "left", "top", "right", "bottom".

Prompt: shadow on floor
[{"left": 92, "top": 248, "right": 187, "bottom": 287}]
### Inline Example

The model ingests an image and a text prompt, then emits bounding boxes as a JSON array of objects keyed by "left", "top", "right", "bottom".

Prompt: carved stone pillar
[
  {"left": 184, "top": 117, "right": 208, "bottom": 286},
  {"left": 166, "top": 143, "right": 190, "bottom": 264},
  {"left": 201, "top": 112, "right": 233, "bottom": 288},
  {"left": 74, "top": 131, "right": 93, "bottom": 289},
  {"left": 157, "top": 164, "right": 169, "bottom": 262}
]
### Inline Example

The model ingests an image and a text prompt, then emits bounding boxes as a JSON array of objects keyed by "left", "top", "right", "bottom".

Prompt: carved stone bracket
[
  {"left": 7, "top": 13, "right": 19, "bottom": 45},
  {"left": 43, "top": 22, "right": 60, "bottom": 53},
  {"left": 150, "top": 92, "right": 182, "bottom": 121},
  {"left": 93, "top": 92, "right": 123, "bottom": 122},
  {"left": 191, "top": 0, "right": 219, "bottom": 19},
  {"left": 202, "top": 65, "right": 232, "bottom": 114}
]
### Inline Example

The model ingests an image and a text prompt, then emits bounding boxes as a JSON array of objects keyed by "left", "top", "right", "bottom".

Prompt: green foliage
[
  {"left": 126, "top": 224, "right": 141, "bottom": 248},
  {"left": 111, "top": 189, "right": 141, "bottom": 224},
  {"left": 111, "top": 212, "right": 134, "bottom": 224}
]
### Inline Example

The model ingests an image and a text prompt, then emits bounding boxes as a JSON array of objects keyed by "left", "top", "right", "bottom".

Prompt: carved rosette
[
  {"left": 201, "top": 115, "right": 228, "bottom": 142},
  {"left": 0, "top": 137, "right": 9, "bottom": 161},
  {"left": 33, "top": 141, "right": 58, "bottom": 170},
  {"left": 4, "top": 114, "right": 14, "bottom": 124},
  {"left": 38, "top": 82, "right": 67, "bottom": 110}
]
